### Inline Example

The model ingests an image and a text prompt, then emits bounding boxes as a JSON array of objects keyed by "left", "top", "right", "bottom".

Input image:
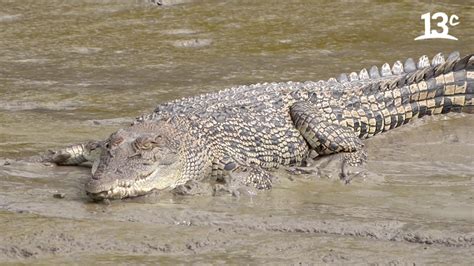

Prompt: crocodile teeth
[
  {"left": 337, "top": 73, "right": 349, "bottom": 83},
  {"left": 431, "top": 52, "right": 445, "bottom": 66},
  {"left": 359, "top": 68, "right": 369, "bottom": 80},
  {"left": 447, "top": 51, "right": 460, "bottom": 62},
  {"left": 118, "top": 181, "right": 132, "bottom": 188},
  {"left": 417, "top": 55, "right": 430, "bottom": 68},
  {"left": 369, "top": 65, "right": 380, "bottom": 78},
  {"left": 349, "top": 72, "right": 359, "bottom": 81},
  {"left": 380, "top": 63, "right": 392, "bottom": 77},
  {"left": 404, "top": 58, "right": 417, "bottom": 72},
  {"left": 391, "top": 60, "right": 404, "bottom": 75}
]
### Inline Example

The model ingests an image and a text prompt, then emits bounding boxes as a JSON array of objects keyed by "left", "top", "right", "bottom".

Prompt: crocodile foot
[
  {"left": 228, "top": 166, "right": 274, "bottom": 190},
  {"left": 308, "top": 153, "right": 368, "bottom": 184},
  {"left": 286, "top": 166, "right": 317, "bottom": 175},
  {"left": 34, "top": 141, "right": 103, "bottom": 166},
  {"left": 339, "top": 162, "right": 367, "bottom": 184}
]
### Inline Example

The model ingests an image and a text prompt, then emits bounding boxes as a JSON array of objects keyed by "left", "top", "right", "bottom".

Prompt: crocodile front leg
[
  {"left": 212, "top": 157, "right": 274, "bottom": 190},
  {"left": 39, "top": 140, "right": 103, "bottom": 166},
  {"left": 234, "top": 166, "right": 274, "bottom": 189},
  {"left": 290, "top": 101, "right": 367, "bottom": 183}
]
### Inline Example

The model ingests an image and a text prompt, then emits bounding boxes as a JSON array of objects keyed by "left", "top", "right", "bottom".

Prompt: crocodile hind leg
[{"left": 290, "top": 102, "right": 366, "bottom": 183}]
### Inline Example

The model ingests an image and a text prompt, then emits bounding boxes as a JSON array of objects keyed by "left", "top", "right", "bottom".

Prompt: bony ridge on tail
[{"left": 36, "top": 51, "right": 473, "bottom": 200}]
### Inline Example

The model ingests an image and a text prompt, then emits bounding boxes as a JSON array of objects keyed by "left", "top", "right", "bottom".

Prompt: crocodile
[{"left": 39, "top": 52, "right": 473, "bottom": 200}]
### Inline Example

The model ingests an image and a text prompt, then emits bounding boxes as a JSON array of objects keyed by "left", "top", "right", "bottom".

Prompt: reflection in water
[{"left": 0, "top": 1, "right": 473, "bottom": 264}]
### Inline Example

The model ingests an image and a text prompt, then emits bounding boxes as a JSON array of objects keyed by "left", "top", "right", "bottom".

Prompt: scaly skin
[{"left": 44, "top": 52, "right": 473, "bottom": 200}]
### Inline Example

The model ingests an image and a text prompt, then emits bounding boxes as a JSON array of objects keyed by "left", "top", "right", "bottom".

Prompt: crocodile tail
[
  {"left": 341, "top": 52, "right": 473, "bottom": 139},
  {"left": 383, "top": 52, "right": 474, "bottom": 115},
  {"left": 329, "top": 52, "right": 469, "bottom": 83},
  {"left": 459, "top": 54, "right": 474, "bottom": 113}
]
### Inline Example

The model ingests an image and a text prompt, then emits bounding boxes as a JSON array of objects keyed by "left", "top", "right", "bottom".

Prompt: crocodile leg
[
  {"left": 227, "top": 165, "right": 274, "bottom": 189},
  {"left": 242, "top": 166, "right": 274, "bottom": 189},
  {"left": 290, "top": 101, "right": 366, "bottom": 183},
  {"left": 210, "top": 154, "right": 274, "bottom": 189},
  {"left": 40, "top": 140, "right": 103, "bottom": 166}
]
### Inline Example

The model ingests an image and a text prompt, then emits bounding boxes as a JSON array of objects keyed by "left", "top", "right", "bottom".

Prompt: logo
[{"left": 414, "top": 12, "right": 460, "bottom": 41}]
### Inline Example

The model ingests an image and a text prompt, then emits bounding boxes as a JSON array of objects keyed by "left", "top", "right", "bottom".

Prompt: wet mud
[
  {"left": 0, "top": 0, "right": 473, "bottom": 264},
  {"left": 1, "top": 114, "right": 473, "bottom": 264}
]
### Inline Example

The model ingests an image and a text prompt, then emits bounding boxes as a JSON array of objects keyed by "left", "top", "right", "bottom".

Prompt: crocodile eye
[{"left": 133, "top": 136, "right": 155, "bottom": 151}]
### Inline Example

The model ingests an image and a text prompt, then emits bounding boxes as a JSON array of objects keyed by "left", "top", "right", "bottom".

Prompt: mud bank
[{"left": 1, "top": 0, "right": 473, "bottom": 264}]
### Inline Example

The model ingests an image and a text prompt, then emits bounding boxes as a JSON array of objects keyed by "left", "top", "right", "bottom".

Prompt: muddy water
[{"left": 0, "top": 0, "right": 473, "bottom": 264}]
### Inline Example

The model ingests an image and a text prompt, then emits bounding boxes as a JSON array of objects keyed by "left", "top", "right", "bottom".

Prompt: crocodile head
[{"left": 85, "top": 121, "right": 185, "bottom": 200}]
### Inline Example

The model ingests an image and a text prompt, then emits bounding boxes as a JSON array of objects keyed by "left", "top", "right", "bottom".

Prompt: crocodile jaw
[{"left": 85, "top": 164, "right": 183, "bottom": 200}]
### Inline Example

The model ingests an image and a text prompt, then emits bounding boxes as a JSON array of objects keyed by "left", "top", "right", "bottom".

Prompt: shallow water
[{"left": 0, "top": 0, "right": 473, "bottom": 264}]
